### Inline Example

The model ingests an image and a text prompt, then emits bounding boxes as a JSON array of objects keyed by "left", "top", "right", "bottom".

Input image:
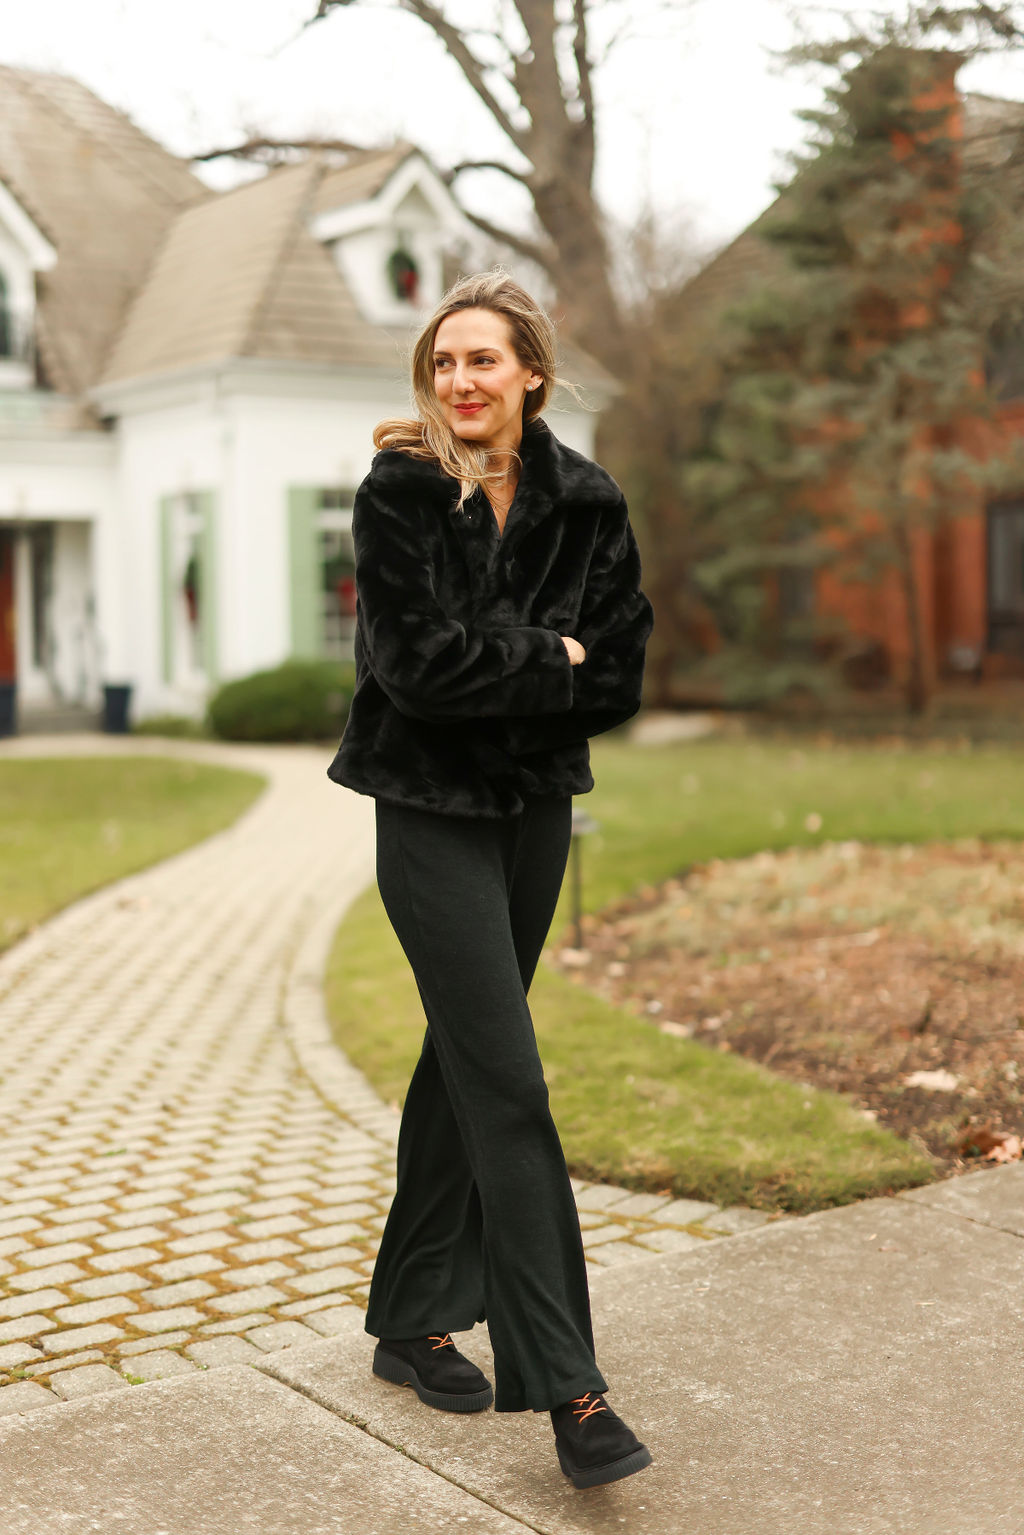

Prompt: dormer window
[
  {"left": 0, "top": 180, "right": 56, "bottom": 387},
  {"left": 311, "top": 148, "right": 473, "bottom": 328},
  {"left": 387, "top": 244, "right": 420, "bottom": 305}
]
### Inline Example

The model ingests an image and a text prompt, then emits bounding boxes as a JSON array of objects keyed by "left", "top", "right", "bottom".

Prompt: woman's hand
[{"left": 560, "top": 635, "right": 587, "bottom": 666}]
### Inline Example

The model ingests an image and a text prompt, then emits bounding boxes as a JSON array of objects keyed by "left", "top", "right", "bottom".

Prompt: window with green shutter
[
  {"left": 288, "top": 487, "right": 320, "bottom": 659},
  {"left": 288, "top": 486, "right": 356, "bottom": 660}
]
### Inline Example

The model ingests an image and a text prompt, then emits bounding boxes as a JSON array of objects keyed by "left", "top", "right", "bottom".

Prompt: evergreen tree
[{"left": 688, "top": 5, "right": 1024, "bottom": 713}]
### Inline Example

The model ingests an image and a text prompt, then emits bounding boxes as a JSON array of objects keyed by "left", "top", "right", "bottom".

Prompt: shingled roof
[
  {"left": 0, "top": 69, "right": 610, "bottom": 401},
  {"left": 0, "top": 70, "right": 423, "bottom": 396},
  {"left": 665, "top": 215, "right": 789, "bottom": 372},
  {"left": 313, "top": 142, "right": 417, "bottom": 216},
  {"left": 101, "top": 158, "right": 402, "bottom": 386},
  {"left": 0, "top": 64, "right": 206, "bottom": 399}
]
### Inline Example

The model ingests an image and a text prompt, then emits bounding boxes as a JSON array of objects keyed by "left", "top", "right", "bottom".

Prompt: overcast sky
[{"left": 5, "top": 0, "right": 1024, "bottom": 258}]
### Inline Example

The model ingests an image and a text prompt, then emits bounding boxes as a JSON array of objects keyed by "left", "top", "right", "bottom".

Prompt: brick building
[{"left": 674, "top": 84, "right": 1024, "bottom": 694}]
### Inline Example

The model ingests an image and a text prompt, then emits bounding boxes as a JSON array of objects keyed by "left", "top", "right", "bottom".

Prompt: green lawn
[
  {"left": 324, "top": 734, "right": 1024, "bottom": 1212},
  {"left": 551, "top": 735, "right": 1024, "bottom": 928},
  {"left": 327, "top": 877, "right": 931, "bottom": 1213},
  {"left": 0, "top": 757, "right": 266, "bottom": 952}
]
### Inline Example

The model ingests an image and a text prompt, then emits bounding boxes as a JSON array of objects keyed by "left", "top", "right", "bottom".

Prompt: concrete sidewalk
[{"left": 1, "top": 1162, "right": 1021, "bottom": 1535}]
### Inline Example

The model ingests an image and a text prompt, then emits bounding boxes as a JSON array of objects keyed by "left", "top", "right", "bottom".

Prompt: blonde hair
[{"left": 373, "top": 270, "right": 561, "bottom": 506}]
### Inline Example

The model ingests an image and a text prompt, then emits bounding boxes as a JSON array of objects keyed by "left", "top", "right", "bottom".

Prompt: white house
[{"left": 0, "top": 65, "right": 610, "bottom": 728}]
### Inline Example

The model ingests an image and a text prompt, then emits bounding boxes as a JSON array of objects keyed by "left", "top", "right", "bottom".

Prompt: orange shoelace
[
  {"left": 571, "top": 1393, "right": 608, "bottom": 1424},
  {"left": 428, "top": 1333, "right": 455, "bottom": 1351}
]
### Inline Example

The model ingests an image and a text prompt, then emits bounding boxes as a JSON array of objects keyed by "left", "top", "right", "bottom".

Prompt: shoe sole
[
  {"left": 372, "top": 1345, "right": 494, "bottom": 1413},
  {"left": 556, "top": 1441, "right": 653, "bottom": 1490}
]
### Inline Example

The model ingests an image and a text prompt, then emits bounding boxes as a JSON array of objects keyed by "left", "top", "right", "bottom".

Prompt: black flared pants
[{"left": 364, "top": 793, "right": 608, "bottom": 1413}]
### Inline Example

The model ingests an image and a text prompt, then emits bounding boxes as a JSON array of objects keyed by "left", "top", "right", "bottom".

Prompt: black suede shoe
[
  {"left": 373, "top": 1333, "right": 494, "bottom": 1413},
  {"left": 550, "top": 1391, "right": 652, "bottom": 1489}
]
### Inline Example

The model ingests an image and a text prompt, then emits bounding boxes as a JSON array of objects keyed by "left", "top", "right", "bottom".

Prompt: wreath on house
[
  {"left": 322, "top": 552, "right": 357, "bottom": 617},
  {"left": 183, "top": 553, "right": 200, "bottom": 626},
  {"left": 387, "top": 246, "right": 420, "bottom": 304}
]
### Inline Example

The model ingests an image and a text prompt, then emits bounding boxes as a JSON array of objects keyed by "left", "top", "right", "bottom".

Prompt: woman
[{"left": 327, "top": 270, "right": 655, "bottom": 1490}]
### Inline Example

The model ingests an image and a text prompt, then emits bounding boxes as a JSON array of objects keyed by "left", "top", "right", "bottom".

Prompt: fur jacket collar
[{"left": 327, "top": 416, "right": 654, "bottom": 818}]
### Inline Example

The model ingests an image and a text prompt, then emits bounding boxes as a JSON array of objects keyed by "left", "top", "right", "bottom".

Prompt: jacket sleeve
[
  {"left": 571, "top": 491, "right": 655, "bottom": 732},
  {"left": 353, "top": 481, "right": 574, "bottom": 723},
  {"left": 506, "top": 491, "right": 655, "bottom": 751}
]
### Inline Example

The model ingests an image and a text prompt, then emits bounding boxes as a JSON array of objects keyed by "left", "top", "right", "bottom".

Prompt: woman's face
[{"left": 432, "top": 308, "right": 541, "bottom": 456}]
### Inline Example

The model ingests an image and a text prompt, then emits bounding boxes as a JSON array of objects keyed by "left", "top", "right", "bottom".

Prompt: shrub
[{"left": 207, "top": 659, "right": 356, "bottom": 743}]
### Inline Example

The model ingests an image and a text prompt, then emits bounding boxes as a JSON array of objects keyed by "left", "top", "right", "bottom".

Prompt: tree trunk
[{"left": 530, "top": 173, "right": 626, "bottom": 372}]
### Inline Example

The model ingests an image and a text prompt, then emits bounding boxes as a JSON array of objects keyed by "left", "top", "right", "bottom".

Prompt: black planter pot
[
  {"left": 0, "top": 680, "right": 15, "bottom": 737},
  {"left": 102, "top": 683, "right": 133, "bottom": 734}
]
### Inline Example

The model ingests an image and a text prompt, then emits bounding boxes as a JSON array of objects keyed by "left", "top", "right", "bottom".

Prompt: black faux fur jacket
[{"left": 326, "top": 416, "right": 655, "bottom": 818}]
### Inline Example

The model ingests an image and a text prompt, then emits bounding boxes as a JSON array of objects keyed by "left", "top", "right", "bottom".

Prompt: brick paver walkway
[{"left": 0, "top": 736, "right": 766, "bottom": 1414}]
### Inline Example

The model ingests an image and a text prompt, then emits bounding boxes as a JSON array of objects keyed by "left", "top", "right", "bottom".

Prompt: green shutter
[
  {"left": 288, "top": 487, "right": 320, "bottom": 658},
  {"left": 197, "top": 490, "right": 218, "bottom": 682},
  {"left": 158, "top": 496, "right": 174, "bottom": 684}
]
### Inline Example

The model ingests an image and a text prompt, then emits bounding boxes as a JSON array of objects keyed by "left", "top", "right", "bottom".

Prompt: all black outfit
[{"left": 327, "top": 416, "right": 654, "bottom": 1412}]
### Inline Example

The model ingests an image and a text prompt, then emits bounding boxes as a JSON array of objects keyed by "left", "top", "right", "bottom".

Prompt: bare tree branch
[
  {"left": 311, "top": 0, "right": 531, "bottom": 153},
  {"left": 406, "top": 0, "right": 531, "bottom": 149},
  {"left": 460, "top": 25, "right": 516, "bottom": 54},
  {"left": 445, "top": 158, "right": 534, "bottom": 186},
  {"left": 457, "top": 206, "right": 556, "bottom": 271},
  {"left": 591, "top": 13, "right": 634, "bottom": 69},
  {"left": 587, "top": 0, "right": 697, "bottom": 68},
  {"left": 513, "top": 0, "right": 562, "bottom": 119},
  {"left": 571, "top": 0, "right": 595, "bottom": 127},
  {"left": 190, "top": 134, "right": 366, "bottom": 164}
]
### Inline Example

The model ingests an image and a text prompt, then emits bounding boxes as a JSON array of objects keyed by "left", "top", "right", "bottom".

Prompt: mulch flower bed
[{"left": 555, "top": 839, "right": 1024, "bottom": 1173}]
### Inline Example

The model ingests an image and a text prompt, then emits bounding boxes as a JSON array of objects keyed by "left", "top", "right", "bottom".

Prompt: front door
[
  {"left": 988, "top": 501, "right": 1024, "bottom": 657},
  {"left": 0, "top": 530, "right": 14, "bottom": 682}
]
